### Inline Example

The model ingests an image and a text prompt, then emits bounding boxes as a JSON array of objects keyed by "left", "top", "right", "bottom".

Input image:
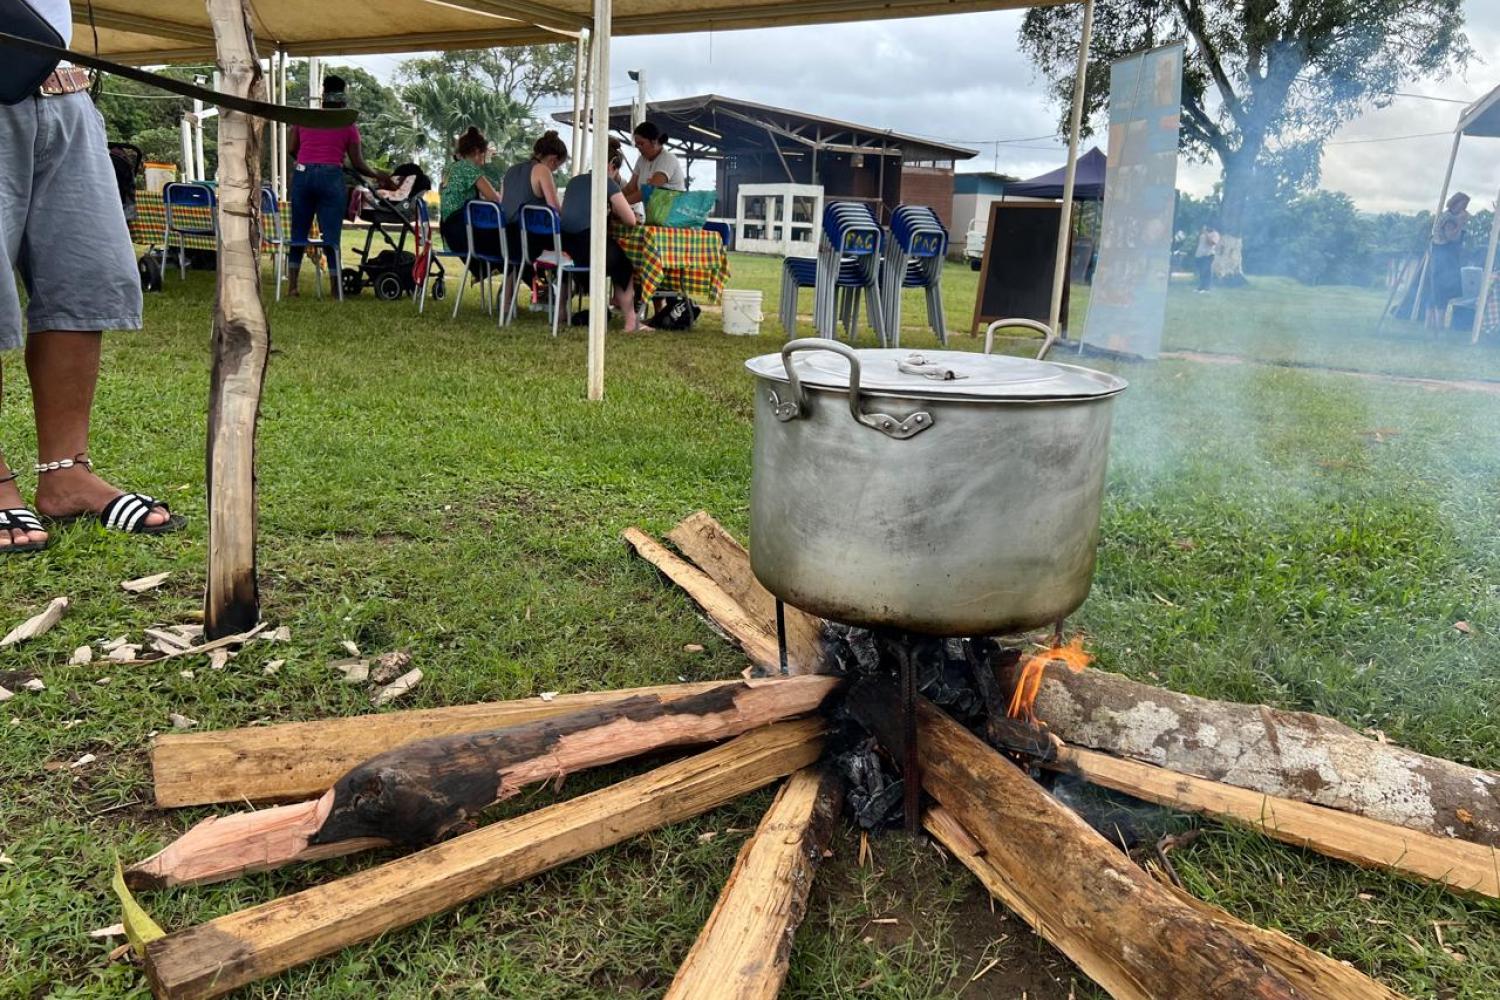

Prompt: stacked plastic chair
[
  {"left": 779, "top": 256, "right": 817, "bottom": 337},
  {"left": 815, "top": 202, "right": 886, "bottom": 345},
  {"left": 880, "top": 205, "right": 949, "bottom": 347}
]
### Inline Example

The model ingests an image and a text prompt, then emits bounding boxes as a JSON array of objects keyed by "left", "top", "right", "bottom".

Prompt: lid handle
[
  {"left": 774, "top": 338, "right": 934, "bottom": 440},
  {"left": 984, "top": 318, "right": 1057, "bottom": 360},
  {"left": 897, "top": 353, "right": 967, "bottom": 381}
]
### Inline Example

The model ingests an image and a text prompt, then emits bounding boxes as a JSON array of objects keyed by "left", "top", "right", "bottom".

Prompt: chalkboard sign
[{"left": 970, "top": 202, "right": 1069, "bottom": 334}]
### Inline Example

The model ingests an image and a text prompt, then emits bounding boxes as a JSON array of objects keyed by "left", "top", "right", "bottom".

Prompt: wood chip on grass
[
  {"left": 1, "top": 597, "right": 69, "bottom": 647},
  {"left": 121, "top": 573, "right": 171, "bottom": 594},
  {"left": 371, "top": 668, "right": 422, "bottom": 707}
]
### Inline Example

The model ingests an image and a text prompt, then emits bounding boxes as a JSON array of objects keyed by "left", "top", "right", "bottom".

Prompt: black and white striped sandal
[
  {"left": 0, "top": 470, "right": 48, "bottom": 554},
  {"left": 36, "top": 456, "right": 186, "bottom": 536}
]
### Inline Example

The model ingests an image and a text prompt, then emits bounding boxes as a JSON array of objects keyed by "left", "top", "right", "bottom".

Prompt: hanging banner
[{"left": 1080, "top": 42, "right": 1183, "bottom": 360}]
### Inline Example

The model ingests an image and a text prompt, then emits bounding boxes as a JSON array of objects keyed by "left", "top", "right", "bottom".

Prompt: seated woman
[
  {"left": 620, "top": 121, "right": 686, "bottom": 205},
  {"left": 560, "top": 139, "right": 640, "bottom": 332},
  {"left": 438, "top": 126, "right": 503, "bottom": 274},
  {"left": 501, "top": 131, "right": 567, "bottom": 265}
]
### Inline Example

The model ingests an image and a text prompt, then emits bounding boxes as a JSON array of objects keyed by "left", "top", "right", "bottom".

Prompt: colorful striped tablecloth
[
  {"left": 128, "top": 193, "right": 315, "bottom": 251},
  {"left": 613, "top": 224, "right": 729, "bottom": 302},
  {"left": 1486, "top": 275, "right": 1500, "bottom": 339}
]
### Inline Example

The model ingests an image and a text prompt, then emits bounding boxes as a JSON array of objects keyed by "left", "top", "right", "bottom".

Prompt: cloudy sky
[{"left": 351, "top": 0, "right": 1499, "bottom": 214}]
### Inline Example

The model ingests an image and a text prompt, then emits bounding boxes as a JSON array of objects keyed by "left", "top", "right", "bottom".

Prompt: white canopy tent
[
  {"left": 1418, "top": 82, "right": 1500, "bottom": 343},
  {"left": 68, "top": 0, "right": 1090, "bottom": 398}
]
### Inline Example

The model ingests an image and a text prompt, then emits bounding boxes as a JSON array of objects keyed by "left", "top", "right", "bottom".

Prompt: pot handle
[
  {"left": 775, "top": 338, "right": 933, "bottom": 440},
  {"left": 983, "top": 318, "right": 1056, "bottom": 360}
]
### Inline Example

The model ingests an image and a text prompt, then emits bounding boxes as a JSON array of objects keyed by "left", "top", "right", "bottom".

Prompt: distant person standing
[
  {"left": 1194, "top": 224, "right": 1220, "bottom": 293},
  {"left": 286, "top": 75, "right": 390, "bottom": 298},
  {"left": 1424, "top": 191, "right": 1471, "bottom": 328}
]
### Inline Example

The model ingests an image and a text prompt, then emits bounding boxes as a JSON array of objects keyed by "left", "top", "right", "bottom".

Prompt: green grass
[{"left": 3, "top": 258, "right": 1499, "bottom": 998}]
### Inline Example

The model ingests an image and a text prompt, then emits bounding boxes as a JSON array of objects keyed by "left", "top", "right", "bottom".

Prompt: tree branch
[{"left": 1174, "top": 0, "right": 1247, "bottom": 127}]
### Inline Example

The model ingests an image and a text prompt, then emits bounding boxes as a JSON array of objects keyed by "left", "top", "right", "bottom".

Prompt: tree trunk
[
  {"left": 203, "top": 0, "right": 269, "bottom": 638},
  {"left": 847, "top": 682, "right": 1301, "bottom": 1000},
  {"left": 1025, "top": 666, "right": 1500, "bottom": 848},
  {"left": 1214, "top": 149, "right": 1255, "bottom": 286},
  {"left": 127, "top": 675, "right": 838, "bottom": 889}
]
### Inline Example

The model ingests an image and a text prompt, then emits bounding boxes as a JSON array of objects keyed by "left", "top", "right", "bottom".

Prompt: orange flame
[{"left": 1006, "top": 636, "right": 1092, "bottom": 722}]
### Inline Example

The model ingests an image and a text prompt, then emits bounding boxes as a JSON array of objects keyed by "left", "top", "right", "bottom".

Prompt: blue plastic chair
[
  {"left": 452, "top": 200, "right": 513, "bottom": 325},
  {"left": 162, "top": 181, "right": 216, "bottom": 281},
  {"left": 520, "top": 205, "right": 586, "bottom": 338},
  {"left": 703, "top": 221, "right": 732, "bottom": 249},
  {"left": 815, "top": 202, "right": 886, "bottom": 344},
  {"left": 881, "top": 205, "right": 949, "bottom": 345}
]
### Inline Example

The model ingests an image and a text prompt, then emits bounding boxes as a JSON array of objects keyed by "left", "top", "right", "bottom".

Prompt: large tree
[
  {"left": 393, "top": 46, "right": 574, "bottom": 170},
  {"left": 1020, "top": 0, "right": 1469, "bottom": 281}
]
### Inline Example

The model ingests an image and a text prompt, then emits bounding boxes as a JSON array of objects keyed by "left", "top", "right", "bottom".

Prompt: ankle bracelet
[{"left": 35, "top": 455, "right": 94, "bottom": 474}]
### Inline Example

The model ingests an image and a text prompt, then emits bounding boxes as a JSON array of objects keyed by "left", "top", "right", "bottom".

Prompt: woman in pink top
[{"left": 285, "top": 75, "right": 389, "bottom": 297}]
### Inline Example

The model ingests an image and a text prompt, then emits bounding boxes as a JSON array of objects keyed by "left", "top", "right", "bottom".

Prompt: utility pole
[{"left": 628, "top": 68, "right": 646, "bottom": 128}]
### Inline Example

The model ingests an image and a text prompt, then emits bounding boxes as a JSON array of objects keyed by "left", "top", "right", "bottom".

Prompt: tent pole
[
  {"left": 1471, "top": 183, "right": 1500, "bottom": 344},
  {"left": 587, "top": 0, "right": 612, "bottom": 401},
  {"left": 277, "top": 48, "right": 288, "bottom": 200},
  {"left": 570, "top": 34, "right": 586, "bottom": 173},
  {"left": 1046, "top": 0, "right": 1093, "bottom": 353},
  {"left": 1411, "top": 130, "right": 1462, "bottom": 324},
  {"left": 580, "top": 30, "right": 595, "bottom": 174}
]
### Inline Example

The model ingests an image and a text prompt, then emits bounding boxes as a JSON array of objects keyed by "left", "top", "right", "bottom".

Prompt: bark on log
[
  {"left": 624, "top": 526, "right": 781, "bottom": 672},
  {"left": 128, "top": 675, "right": 838, "bottom": 889},
  {"left": 664, "top": 767, "right": 841, "bottom": 1000},
  {"left": 151, "top": 678, "right": 778, "bottom": 808},
  {"left": 1029, "top": 666, "right": 1500, "bottom": 847},
  {"left": 143, "top": 718, "right": 826, "bottom": 1000},
  {"left": 204, "top": 0, "right": 270, "bottom": 639},
  {"left": 1046, "top": 739, "right": 1499, "bottom": 900},
  {"left": 665, "top": 511, "right": 828, "bottom": 675},
  {"left": 925, "top": 806, "right": 1407, "bottom": 1000},
  {"left": 847, "top": 682, "right": 1301, "bottom": 1000}
]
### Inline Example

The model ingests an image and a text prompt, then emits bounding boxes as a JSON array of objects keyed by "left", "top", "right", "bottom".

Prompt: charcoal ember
[
  {"left": 835, "top": 739, "right": 906, "bottom": 830},
  {"left": 826, "top": 624, "right": 882, "bottom": 677},
  {"left": 1043, "top": 773, "right": 1177, "bottom": 850}
]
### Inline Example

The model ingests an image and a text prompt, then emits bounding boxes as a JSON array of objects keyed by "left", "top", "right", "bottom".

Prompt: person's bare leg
[
  {"left": 0, "top": 361, "right": 48, "bottom": 549},
  {"left": 615, "top": 286, "right": 639, "bottom": 332},
  {"left": 26, "top": 331, "right": 169, "bottom": 527}
]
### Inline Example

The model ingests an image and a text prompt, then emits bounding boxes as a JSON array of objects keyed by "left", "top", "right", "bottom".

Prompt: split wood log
[
  {"left": 847, "top": 683, "right": 1301, "bottom": 1000},
  {"left": 924, "top": 806, "right": 1406, "bottom": 1000},
  {"left": 128, "top": 675, "right": 838, "bottom": 889},
  {"left": 665, "top": 511, "right": 828, "bottom": 675},
  {"left": 151, "top": 677, "right": 816, "bottom": 808},
  {"left": 624, "top": 526, "right": 780, "bottom": 671},
  {"left": 664, "top": 766, "right": 841, "bottom": 1000},
  {"left": 204, "top": 0, "right": 270, "bottom": 639},
  {"left": 1042, "top": 738, "right": 1500, "bottom": 900},
  {"left": 142, "top": 718, "right": 826, "bottom": 1000},
  {"left": 1028, "top": 666, "right": 1500, "bottom": 847}
]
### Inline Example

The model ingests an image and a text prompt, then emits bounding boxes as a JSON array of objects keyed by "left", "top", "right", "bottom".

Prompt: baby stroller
[
  {"left": 108, "top": 141, "right": 164, "bottom": 292},
  {"left": 341, "top": 163, "right": 439, "bottom": 301}
]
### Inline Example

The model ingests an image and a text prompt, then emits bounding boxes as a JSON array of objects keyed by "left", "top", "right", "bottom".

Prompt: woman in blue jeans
[{"left": 285, "top": 75, "right": 389, "bottom": 297}]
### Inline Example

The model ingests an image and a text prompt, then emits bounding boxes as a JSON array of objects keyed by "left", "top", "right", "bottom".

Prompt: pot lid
[{"left": 745, "top": 348, "right": 1127, "bottom": 400}]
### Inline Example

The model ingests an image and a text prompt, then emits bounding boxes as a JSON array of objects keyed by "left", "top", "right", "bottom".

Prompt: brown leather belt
[{"left": 38, "top": 65, "right": 90, "bottom": 96}]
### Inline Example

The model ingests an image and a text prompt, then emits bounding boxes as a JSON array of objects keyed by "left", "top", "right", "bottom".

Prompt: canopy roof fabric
[
  {"left": 1004, "top": 145, "right": 1106, "bottom": 200},
  {"left": 555, "top": 94, "right": 977, "bottom": 162},
  {"left": 69, "top": 0, "right": 1069, "bottom": 64},
  {"left": 1457, "top": 83, "right": 1500, "bottom": 139}
]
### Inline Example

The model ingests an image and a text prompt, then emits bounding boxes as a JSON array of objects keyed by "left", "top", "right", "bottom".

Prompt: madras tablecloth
[
  {"left": 129, "top": 193, "right": 311, "bottom": 251},
  {"left": 1485, "top": 274, "right": 1500, "bottom": 339},
  {"left": 613, "top": 224, "right": 729, "bottom": 302}
]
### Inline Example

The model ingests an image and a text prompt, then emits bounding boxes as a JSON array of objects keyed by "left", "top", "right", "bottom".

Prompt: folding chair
[
  {"left": 412, "top": 199, "right": 460, "bottom": 315},
  {"left": 815, "top": 202, "right": 885, "bottom": 345},
  {"left": 881, "top": 205, "right": 949, "bottom": 347},
  {"left": 259, "top": 187, "right": 292, "bottom": 302},
  {"left": 780, "top": 256, "right": 817, "bottom": 337},
  {"left": 703, "top": 221, "right": 733, "bottom": 249},
  {"left": 520, "top": 205, "right": 587, "bottom": 337},
  {"left": 161, "top": 181, "right": 216, "bottom": 280},
  {"left": 450, "top": 201, "right": 512, "bottom": 324}
]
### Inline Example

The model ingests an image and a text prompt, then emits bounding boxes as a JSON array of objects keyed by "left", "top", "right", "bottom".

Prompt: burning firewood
[
  {"left": 848, "top": 683, "right": 1304, "bottom": 1000},
  {"left": 126, "top": 675, "right": 838, "bottom": 888},
  {"left": 664, "top": 766, "right": 841, "bottom": 999},
  {"left": 1018, "top": 664, "right": 1500, "bottom": 848},
  {"left": 142, "top": 719, "right": 826, "bottom": 1000}
]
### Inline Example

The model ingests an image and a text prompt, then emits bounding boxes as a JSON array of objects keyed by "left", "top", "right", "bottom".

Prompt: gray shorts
[{"left": 1, "top": 91, "right": 143, "bottom": 352}]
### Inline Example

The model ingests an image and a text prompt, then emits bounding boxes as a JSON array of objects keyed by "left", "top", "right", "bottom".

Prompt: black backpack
[{"left": 646, "top": 296, "right": 700, "bottom": 331}]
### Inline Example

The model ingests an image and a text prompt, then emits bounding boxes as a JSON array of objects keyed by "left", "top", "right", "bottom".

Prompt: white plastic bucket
[{"left": 722, "top": 289, "right": 764, "bottom": 336}]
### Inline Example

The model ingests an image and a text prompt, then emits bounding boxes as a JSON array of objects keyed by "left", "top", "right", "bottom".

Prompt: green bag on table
[
  {"left": 643, "top": 188, "right": 716, "bottom": 229},
  {"left": 643, "top": 186, "right": 678, "bottom": 226}
]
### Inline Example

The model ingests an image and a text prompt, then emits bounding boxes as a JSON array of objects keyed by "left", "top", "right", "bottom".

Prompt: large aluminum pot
[{"left": 747, "top": 339, "right": 1127, "bottom": 637}]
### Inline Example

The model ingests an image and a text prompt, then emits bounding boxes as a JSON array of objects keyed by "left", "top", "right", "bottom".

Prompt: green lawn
[{"left": 3, "top": 258, "right": 1499, "bottom": 999}]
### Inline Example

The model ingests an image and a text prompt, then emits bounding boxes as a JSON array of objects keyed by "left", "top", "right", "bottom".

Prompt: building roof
[
  {"left": 68, "top": 0, "right": 1071, "bottom": 65},
  {"left": 1457, "top": 83, "right": 1500, "bottom": 139},
  {"left": 555, "top": 94, "right": 976, "bottom": 163}
]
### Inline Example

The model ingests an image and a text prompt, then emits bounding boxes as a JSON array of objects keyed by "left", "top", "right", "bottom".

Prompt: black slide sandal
[
  {"left": 35, "top": 457, "right": 186, "bottom": 536},
  {"left": 0, "top": 507, "right": 49, "bottom": 553}
]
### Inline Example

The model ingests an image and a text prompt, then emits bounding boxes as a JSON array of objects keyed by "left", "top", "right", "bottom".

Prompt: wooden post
[
  {"left": 586, "top": 0, "right": 611, "bottom": 401},
  {"left": 203, "top": 0, "right": 269, "bottom": 639},
  {"left": 1045, "top": 0, "right": 1093, "bottom": 353},
  {"left": 1471, "top": 182, "right": 1500, "bottom": 343},
  {"left": 1409, "top": 130, "right": 1462, "bottom": 324}
]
